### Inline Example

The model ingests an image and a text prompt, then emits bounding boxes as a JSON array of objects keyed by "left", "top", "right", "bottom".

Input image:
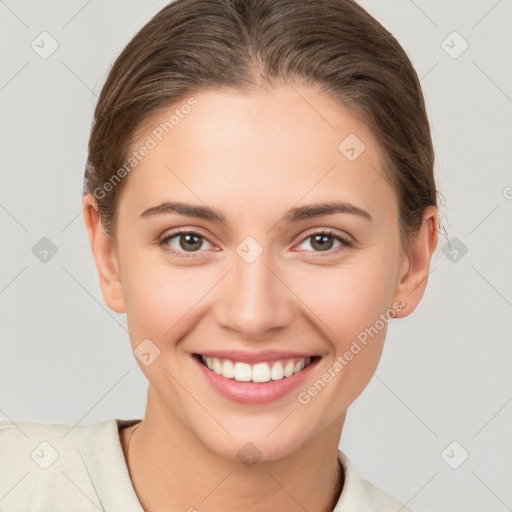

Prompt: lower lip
[{"left": 192, "top": 354, "right": 321, "bottom": 405}]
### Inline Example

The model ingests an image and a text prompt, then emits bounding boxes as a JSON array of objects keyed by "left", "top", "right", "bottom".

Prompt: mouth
[
  {"left": 192, "top": 352, "right": 322, "bottom": 404},
  {"left": 193, "top": 353, "right": 321, "bottom": 383}
]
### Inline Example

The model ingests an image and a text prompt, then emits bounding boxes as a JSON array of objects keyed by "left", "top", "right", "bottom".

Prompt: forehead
[{"left": 119, "top": 83, "right": 398, "bottom": 226}]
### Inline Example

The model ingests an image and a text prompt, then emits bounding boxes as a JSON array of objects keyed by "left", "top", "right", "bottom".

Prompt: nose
[{"left": 214, "top": 246, "right": 295, "bottom": 340}]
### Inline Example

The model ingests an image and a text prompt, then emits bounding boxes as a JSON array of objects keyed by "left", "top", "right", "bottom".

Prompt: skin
[{"left": 83, "top": 82, "right": 438, "bottom": 512}]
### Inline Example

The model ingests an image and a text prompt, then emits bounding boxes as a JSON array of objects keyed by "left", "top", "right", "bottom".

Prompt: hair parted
[{"left": 84, "top": 0, "right": 438, "bottom": 247}]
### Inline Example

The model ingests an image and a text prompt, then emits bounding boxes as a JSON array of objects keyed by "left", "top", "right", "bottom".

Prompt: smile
[{"left": 197, "top": 354, "right": 318, "bottom": 383}]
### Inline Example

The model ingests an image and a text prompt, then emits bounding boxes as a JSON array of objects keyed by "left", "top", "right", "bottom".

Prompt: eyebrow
[{"left": 140, "top": 201, "right": 373, "bottom": 223}]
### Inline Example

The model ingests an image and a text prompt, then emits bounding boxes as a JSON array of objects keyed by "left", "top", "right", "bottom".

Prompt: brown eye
[
  {"left": 310, "top": 233, "right": 335, "bottom": 251},
  {"left": 296, "top": 230, "right": 352, "bottom": 254},
  {"left": 177, "top": 233, "right": 203, "bottom": 252},
  {"left": 160, "top": 230, "right": 213, "bottom": 256}
]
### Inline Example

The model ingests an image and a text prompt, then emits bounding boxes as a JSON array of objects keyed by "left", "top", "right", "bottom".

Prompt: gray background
[{"left": 1, "top": 1, "right": 511, "bottom": 511}]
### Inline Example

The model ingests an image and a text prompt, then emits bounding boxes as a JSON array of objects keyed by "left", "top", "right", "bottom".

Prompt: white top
[{"left": 0, "top": 418, "right": 412, "bottom": 511}]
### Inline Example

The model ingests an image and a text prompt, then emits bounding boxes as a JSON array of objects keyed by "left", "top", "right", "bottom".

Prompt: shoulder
[
  {"left": 0, "top": 418, "right": 127, "bottom": 511},
  {"left": 334, "top": 449, "right": 413, "bottom": 512}
]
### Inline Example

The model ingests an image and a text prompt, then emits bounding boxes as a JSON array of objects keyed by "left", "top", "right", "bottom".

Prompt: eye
[
  {"left": 158, "top": 228, "right": 353, "bottom": 258},
  {"left": 159, "top": 230, "right": 213, "bottom": 256},
  {"left": 295, "top": 229, "right": 353, "bottom": 254}
]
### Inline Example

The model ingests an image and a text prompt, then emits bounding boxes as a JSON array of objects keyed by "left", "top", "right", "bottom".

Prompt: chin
[{"left": 193, "top": 422, "right": 311, "bottom": 464}]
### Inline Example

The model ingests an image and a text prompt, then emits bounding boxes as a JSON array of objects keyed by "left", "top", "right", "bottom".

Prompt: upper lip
[{"left": 194, "top": 350, "right": 320, "bottom": 364}]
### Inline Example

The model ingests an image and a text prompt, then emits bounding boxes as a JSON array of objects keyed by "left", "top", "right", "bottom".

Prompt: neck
[{"left": 121, "top": 387, "right": 345, "bottom": 512}]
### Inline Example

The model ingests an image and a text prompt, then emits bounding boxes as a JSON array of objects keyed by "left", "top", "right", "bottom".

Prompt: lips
[{"left": 191, "top": 351, "right": 322, "bottom": 404}]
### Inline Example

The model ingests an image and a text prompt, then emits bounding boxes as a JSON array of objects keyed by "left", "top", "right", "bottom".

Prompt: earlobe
[
  {"left": 392, "top": 206, "right": 438, "bottom": 318},
  {"left": 82, "top": 194, "right": 126, "bottom": 314}
]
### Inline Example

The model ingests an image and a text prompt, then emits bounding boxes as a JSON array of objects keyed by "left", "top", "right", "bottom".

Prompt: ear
[
  {"left": 392, "top": 205, "right": 438, "bottom": 318},
  {"left": 82, "top": 194, "right": 126, "bottom": 314}
]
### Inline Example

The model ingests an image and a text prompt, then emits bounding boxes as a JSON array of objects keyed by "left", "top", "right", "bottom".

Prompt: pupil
[
  {"left": 180, "top": 234, "right": 202, "bottom": 251},
  {"left": 312, "top": 234, "right": 333, "bottom": 251}
]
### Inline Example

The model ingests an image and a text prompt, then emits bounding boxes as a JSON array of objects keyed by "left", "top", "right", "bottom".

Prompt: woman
[{"left": 0, "top": 0, "right": 438, "bottom": 510}]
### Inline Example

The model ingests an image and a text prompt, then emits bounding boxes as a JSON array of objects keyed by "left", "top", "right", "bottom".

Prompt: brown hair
[{"left": 84, "top": 0, "right": 439, "bottom": 247}]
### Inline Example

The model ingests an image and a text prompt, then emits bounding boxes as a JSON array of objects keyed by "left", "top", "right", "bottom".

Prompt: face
[{"left": 89, "top": 83, "right": 423, "bottom": 462}]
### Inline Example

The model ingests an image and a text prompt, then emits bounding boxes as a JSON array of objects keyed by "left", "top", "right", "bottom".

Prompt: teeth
[
  {"left": 251, "top": 362, "right": 270, "bottom": 383},
  {"left": 234, "top": 362, "right": 252, "bottom": 381},
  {"left": 212, "top": 357, "right": 222, "bottom": 375},
  {"left": 270, "top": 361, "right": 284, "bottom": 380},
  {"left": 222, "top": 359, "right": 235, "bottom": 379},
  {"left": 283, "top": 360, "right": 295, "bottom": 377},
  {"left": 200, "top": 355, "right": 312, "bottom": 383}
]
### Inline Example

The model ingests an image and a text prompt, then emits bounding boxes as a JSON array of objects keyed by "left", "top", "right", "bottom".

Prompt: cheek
[
  {"left": 292, "top": 263, "right": 396, "bottom": 413},
  {"left": 291, "top": 254, "right": 398, "bottom": 343},
  {"left": 122, "top": 238, "right": 400, "bottom": 351},
  {"left": 122, "top": 256, "right": 215, "bottom": 345}
]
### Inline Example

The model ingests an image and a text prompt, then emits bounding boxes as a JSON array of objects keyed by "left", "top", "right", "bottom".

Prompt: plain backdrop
[{"left": 1, "top": 1, "right": 511, "bottom": 511}]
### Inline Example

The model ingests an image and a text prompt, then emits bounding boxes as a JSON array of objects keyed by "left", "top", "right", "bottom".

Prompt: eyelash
[{"left": 157, "top": 228, "right": 353, "bottom": 258}]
